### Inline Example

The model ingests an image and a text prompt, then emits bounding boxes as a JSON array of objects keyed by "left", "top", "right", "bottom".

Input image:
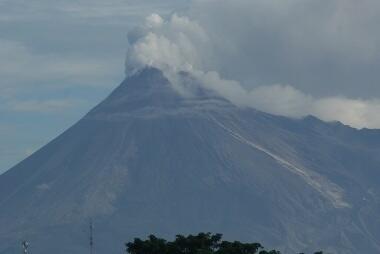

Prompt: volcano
[{"left": 1, "top": 68, "right": 380, "bottom": 254}]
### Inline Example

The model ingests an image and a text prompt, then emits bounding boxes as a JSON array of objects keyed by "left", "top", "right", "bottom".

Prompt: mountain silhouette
[{"left": 1, "top": 68, "right": 380, "bottom": 254}]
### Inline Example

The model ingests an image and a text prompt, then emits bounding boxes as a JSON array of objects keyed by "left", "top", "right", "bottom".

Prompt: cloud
[
  {"left": 125, "top": 8, "right": 380, "bottom": 129},
  {"left": 126, "top": 13, "right": 208, "bottom": 75},
  {"left": 6, "top": 99, "right": 83, "bottom": 113},
  {"left": 0, "top": 38, "right": 122, "bottom": 115},
  {"left": 244, "top": 85, "right": 380, "bottom": 129},
  {"left": 191, "top": 73, "right": 380, "bottom": 129},
  {"left": 0, "top": 39, "right": 120, "bottom": 88},
  {"left": 311, "top": 97, "right": 380, "bottom": 129},
  {"left": 0, "top": 0, "right": 189, "bottom": 22},
  {"left": 189, "top": 0, "right": 380, "bottom": 98}
]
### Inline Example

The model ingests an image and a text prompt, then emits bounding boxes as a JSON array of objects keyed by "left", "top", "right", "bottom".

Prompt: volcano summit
[{"left": 1, "top": 68, "right": 380, "bottom": 254}]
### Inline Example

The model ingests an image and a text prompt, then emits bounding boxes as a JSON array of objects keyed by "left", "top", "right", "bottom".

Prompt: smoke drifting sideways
[{"left": 125, "top": 8, "right": 380, "bottom": 129}]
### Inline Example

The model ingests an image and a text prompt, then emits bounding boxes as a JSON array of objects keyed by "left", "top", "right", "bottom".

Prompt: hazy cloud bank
[{"left": 125, "top": 0, "right": 380, "bottom": 129}]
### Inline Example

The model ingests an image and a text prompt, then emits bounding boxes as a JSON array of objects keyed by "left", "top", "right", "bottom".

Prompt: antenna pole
[{"left": 89, "top": 219, "right": 94, "bottom": 254}]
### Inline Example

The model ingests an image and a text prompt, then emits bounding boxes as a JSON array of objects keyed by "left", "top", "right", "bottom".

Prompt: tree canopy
[{"left": 125, "top": 232, "right": 322, "bottom": 254}]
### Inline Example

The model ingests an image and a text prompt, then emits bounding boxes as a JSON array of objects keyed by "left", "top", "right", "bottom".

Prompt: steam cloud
[{"left": 125, "top": 1, "right": 380, "bottom": 129}]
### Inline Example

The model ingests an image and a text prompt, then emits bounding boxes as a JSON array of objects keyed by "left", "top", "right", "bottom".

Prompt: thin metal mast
[{"left": 89, "top": 219, "right": 94, "bottom": 254}]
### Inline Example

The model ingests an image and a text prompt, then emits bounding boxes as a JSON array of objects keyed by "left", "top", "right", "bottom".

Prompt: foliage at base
[{"left": 125, "top": 232, "right": 323, "bottom": 254}]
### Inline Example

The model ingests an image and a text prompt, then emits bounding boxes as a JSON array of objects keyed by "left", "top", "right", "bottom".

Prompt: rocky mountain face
[{"left": 1, "top": 68, "right": 380, "bottom": 254}]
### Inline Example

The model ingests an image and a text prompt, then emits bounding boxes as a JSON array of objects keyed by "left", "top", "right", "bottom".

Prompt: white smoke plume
[
  {"left": 125, "top": 2, "right": 380, "bottom": 129},
  {"left": 126, "top": 13, "right": 209, "bottom": 75}
]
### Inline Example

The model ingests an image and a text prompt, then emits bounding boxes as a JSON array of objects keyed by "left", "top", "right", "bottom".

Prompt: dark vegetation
[{"left": 125, "top": 233, "right": 323, "bottom": 254}]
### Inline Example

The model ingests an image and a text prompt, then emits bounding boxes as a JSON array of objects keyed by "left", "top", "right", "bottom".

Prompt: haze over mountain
[{"left": 1, "top": 67, "right": 380, "bottom": 254}]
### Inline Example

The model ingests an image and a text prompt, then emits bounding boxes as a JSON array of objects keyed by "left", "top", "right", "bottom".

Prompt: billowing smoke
[
  {"left": 126, "top": 13, "right": 209, "bottom": 75},
  {"left": 125, "top": 0, "right": 380, "bottom": 129}
]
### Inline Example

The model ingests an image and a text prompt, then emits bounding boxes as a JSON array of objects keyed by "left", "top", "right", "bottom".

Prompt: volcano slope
[{"left": 1, "top": 68, "right": 380, "bottom": 254}]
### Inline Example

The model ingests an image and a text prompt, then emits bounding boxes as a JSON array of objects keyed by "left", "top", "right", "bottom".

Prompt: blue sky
[{"left": 0, "top": 0, "right": 189, "bottom": 173}]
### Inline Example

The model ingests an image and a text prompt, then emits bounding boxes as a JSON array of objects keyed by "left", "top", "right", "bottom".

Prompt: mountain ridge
[{"left": 1, "top": 68, "right": 380, "bottom": 254}]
